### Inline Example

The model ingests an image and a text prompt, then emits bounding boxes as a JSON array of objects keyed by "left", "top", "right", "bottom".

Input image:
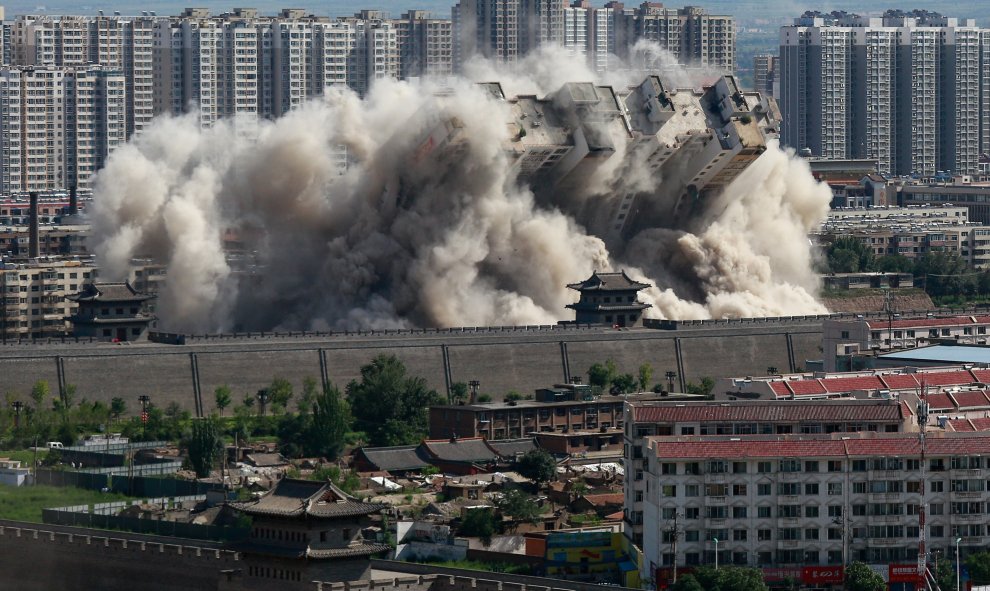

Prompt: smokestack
[
  {"left": 69, "top": 185, "right": 78, "bottom": 216},
  {"left": 28, "top": 192, "right": 39, "bottom": 258}
]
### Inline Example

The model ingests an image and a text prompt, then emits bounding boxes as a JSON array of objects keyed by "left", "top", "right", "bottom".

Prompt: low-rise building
[
  {"left": 622, "top": 399, "right": 913, "bottom": 547},
  {"left": 0, "top": 257, "right": 97, "bottom": 340},
  {"left": 640, "top": 431, "right": 990, "bottom": 584},
  {"left": 823, "top": 314, "right": 990, "bottom": 371},
  {"left": 429, "top": 392, "right": 671, "bottom": 441}
]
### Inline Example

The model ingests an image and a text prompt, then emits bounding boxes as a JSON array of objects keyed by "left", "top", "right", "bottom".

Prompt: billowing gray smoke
[{"left": 90, "top": 48, "right": 832, "bottom": 332}]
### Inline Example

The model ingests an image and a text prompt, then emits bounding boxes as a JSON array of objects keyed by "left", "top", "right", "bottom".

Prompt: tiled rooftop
[{"left": 631, "top": 400, "right": 908, "bottom": 423}]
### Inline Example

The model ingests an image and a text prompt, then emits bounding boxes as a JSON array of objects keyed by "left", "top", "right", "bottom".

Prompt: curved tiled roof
[
  {"left": 420, "top": 437, "right": 498, "bottom": 464},
  {"left": 355, "top": 445, "right": 429, "bottom": 472},
  {"left": 230, "top": 479, "right": 387, "bottom": 519}
]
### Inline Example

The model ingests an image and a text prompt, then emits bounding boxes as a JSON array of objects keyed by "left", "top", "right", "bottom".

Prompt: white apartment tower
[
  {"left": 0, "top": 66, "right": 125, "bottom": 194},
  {"left": 780, "top": 10, "right": 990, "bottom": 177}
]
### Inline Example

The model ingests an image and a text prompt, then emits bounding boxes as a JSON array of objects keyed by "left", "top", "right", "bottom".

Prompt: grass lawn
[
  {"left": 0, "top": 450, "right": 38, "bottom": 464},
  {"left": 0, "top": 484, "right": 131, "bottom": 523}
]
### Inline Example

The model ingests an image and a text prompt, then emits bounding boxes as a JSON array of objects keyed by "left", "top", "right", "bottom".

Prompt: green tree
[
  {"left": 505, "top": 391, "right": 523, "bottom": 404},
  {"left": 297, "top": 377, "right": 319, "bottom": 414},
  {"left": 827, "top": 236, "right": 875, "bottom": 273},
  {"left": 875, "top": 254, "right": 915, "bottom": 273},
  {"left": 30, "top": 380, "right": 50, "bottom": 409},
  {"left": 685, "top": 377, "right": 715, "bottom": 397},
  {"left": 915, "top": 252, "right": 975, "bottom": 299},
  {"left": 459, "top": 507, "right": 496, "bottom": 546},
  {"left": 934, "top": 553, "right": 955, "bottom": 591},
  {"left": 967, "top": 551, "right": 990, "bottom": 587},
  {"left": 496, "top": 488, "right": 542, "bottom": 531},
  {"left": 638, "top": 363, "right": 654, "bottom": 392},
  {"left": 268, "top": 377, "right": 293, "bottom": 414},
  {"left": 670, "top": 574, "right": 704, "bottom": 591},
  {"left": 186, "top": 417, "right": 222, "bottom": 478},
  {"left": 110, "top": 397, "right": 126, "bottom": 424},
  {"left": 693, "top": 565, "right": 768, "bottom": 591},
  {"left": 515, "top": 449, "right": 557, "bottom": 486},
  {"left": 588, "top": 359, "right": 618, "bottom": 390},
  {"left": 305, "top": 383, "right": 351, "bottom": 459},
  {"left": 214, "top": 385, "right": 232, "bottom": 417},
  {"left": 611, "top": 373, "right": 637, "bottom": 394},
  {"left": 346, "top": 354, "right": 445, "bottom": 447},
  {"left": 845, "top": 561, "right": 885, "bottom": 591},
  {"left": 450, "top": 382, "right": 468, "bottom": 403}
]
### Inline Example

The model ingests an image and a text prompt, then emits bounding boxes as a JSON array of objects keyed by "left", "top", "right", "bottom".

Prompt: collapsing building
[{"left": 417, "top": 74, "right": 780, "bottom": 245}]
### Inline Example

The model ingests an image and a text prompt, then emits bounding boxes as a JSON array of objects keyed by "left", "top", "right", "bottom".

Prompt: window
[
  {"left": 828, "top": 482, "right": 843, "bottom": 496},
  {"left": 685, "top": 530, "right": 700, "bottom": 542},
  {"left": 780, "top": 459, "right": 801, "bottom": 473},
  {"left": 685, "top": 462, "right": 700, "bottom": 475},
  {"left": 342, "top": 528, "right": 351, "bottom": 541},
  {"left": 805, "top": 461, "right": 820, "bottom": 472},
  {"left": 661, "top": 463, "right": 677, "bottom": 475},
  {"left": 779, "top": 483, "right": 800, "bottom": 495},
  {"left": 828, "top": 460, "right": 843, "bottom": 472},
  {"left": 805, "top": 506, "right": 819, "bottom": 518},
  {"left": 805, "top": 483, "right": 820, "bottom": 495},
  {"left": 706, "top": 484, "right": 728, "bottom": 496},
  {"left": 778, "top": 505, "right": 800, "bottom": 518},
  {"left": 805, "top": 528, "right": 819, "bottom": 540},
  {"left": 758, "top": 529, "right": 772, "bottom": 541},
  {"left": 828, "top": 505, "right": 843, "bottom": 517},
  {"left": 931, "top": 481, "right": 944, "bottom": 493},
  {"left": 758, "top": 506, "right": 772, "bottom": 518},
  {"left": 732, "top": 461, "right": 747, "bottom": 474},
  {"left": 758, "top": 483, "right": 771, "bottom": 496},
  {"left": 733, "top": 506, "right": 747, "bottom": 518},
  {"left": 732, "top": 484, "right": 747, "bottom": 496},
  {"left": 733, "top": 529, "right": 747, "bottom": 541},
  {"left": 852, "top": 460, "right": 867, "bottom": 471},
  {"left": 929, "top": 503, "right": 944, "bottom": 516},
  {"left": 685, "top": 485, "right": 699, "bottom": 497},
  {"left": 853, "top": 481, "right": 867, "bottom": 494},
  {"left": 708, "top": 460, "right": 727, "bottom": 474},
  {"left": 757, "top": 461, "right": 772, "bottom": 473},
  {"left": 662, "top": 485, "right": 676, "bottom": 497},
  {"left": 662, "top": 507, "right": 676, "bottom": 519},
  {"left": 685, "top": 507, "right": 700, "bottom": 519}
]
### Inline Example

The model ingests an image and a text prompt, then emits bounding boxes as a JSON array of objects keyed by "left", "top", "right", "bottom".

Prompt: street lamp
[
  {"left": 956, "top": 537, "right": 963, "bottom": 591},
  {"left": 10, "top": 400, "right": 23, "bottom": 430},
  {"left": 468, "top": 380, "right": 480, "bottom": 403},
  {"left": 138, "top": 395, "right": 151, "bottom": 439},
  {"left": 665, "top": 371, "right": 677, "bottom": 393},
  {"left": 713, "top": 537, "right": 719, "bottom": 570}
]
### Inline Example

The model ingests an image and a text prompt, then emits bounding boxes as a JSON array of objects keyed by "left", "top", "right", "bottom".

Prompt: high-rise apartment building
[
  {"left": 0, "top": 65, "right": 125, "bottom": 194},
  {"left": 455, "top": 0, "right": 733, "bottom": 74},
  {"left": 611, "top": 3, "right": 734, "bottom": 73},
  {"left": 780, "top": 10, "right": 990, "bottom": 177},
  {"left": 396, "top": 11, "right": 454, "bottom": 79},
  {"left": 753, "top": 54, "right": 775, "bottom": 97}
]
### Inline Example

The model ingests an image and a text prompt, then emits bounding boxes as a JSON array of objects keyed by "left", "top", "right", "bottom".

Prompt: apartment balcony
[
  {"left": 869, "top": 493, "right": 902, "bottom": 502},
  {"left": 952, "top": 514, "right": 984, "bottom": 523},
  {"left": 868, "top": 514, "right": 902, "bottom": 523},
  {"left": 871, "top": 538, "right": 898, "bottom": 546},
  {"left": 951, "top": 491, "right": 983, "bottom": 499},
  {"left": 870, "top": 470, "right": 902, "bottom": 479},
  {"left": 778, "top": 540, "right": 801, "bottom": 548}
]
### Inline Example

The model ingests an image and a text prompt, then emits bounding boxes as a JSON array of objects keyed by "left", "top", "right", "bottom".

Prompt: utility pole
[
  {"left": 917, "top": 380, "right": 930, "bottom": 590},
  {"left": 665, "top": 371, "right": 676, "bottom": 393},
  {"left": 670, "top": 512, "right": 682, "bottom": 585}
]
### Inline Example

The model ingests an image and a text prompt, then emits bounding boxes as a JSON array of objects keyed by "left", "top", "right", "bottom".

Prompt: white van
[{"left": 46, "top": 441, "right": 63, "bottom": 449}]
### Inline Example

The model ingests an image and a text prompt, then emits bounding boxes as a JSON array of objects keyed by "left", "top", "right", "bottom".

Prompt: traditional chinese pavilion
[
  {"left": 65, "top": 281, "right": 155, "bottom": 341},
  {"left": 229, "top": 479, "right": 391, "bottom": 586},
  {"left": 566, "top": 271, "right": 652, "bottom": 327}
]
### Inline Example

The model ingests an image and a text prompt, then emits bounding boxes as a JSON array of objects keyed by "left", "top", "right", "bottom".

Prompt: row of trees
[
  {"left": 825, "top": 236, "right": 990, "bottom": 301},
  {"left": 587, "top": 360, "right": 714, "bottom": 396}
]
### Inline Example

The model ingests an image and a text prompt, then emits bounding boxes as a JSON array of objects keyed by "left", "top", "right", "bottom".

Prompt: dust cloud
[{"left": 90, "top": 48, "right": 831, "bottom": 332}]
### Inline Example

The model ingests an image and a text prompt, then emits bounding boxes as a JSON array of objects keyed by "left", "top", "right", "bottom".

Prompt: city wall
[
  {"left": 0, "top": 320, "right": 831, "bottom": 414},
  {"left": 0, "top": 522, "right": 238, "bottom": 591}
]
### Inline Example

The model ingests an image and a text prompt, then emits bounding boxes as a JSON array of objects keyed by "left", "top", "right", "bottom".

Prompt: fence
[
  {"left": 34, "top": 468, "right": 213, "bottom": 497},
  {"left": 42, "top": 494, "right": 250, "bottom": 542}
]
